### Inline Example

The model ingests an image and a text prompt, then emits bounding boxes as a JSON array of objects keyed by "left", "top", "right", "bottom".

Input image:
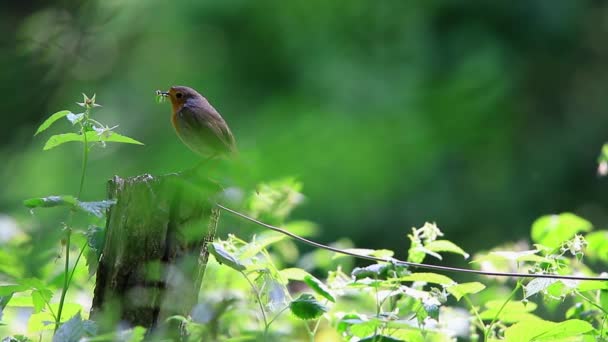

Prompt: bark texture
[{"left": 90, "top": 172, "right": 220, "bottom": 335}]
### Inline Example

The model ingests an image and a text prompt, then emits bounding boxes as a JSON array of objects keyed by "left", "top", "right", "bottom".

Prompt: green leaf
[
  {"left": 31, "top": 289, "right": 52, "bottom": 313},
  {"left": 76, "top": 200, "right": 116, "bottom": 217},
  {"left": 208, "top": 243, "right": 246, "bottom": 271},
  {"left": 34, "top": 110, "right": 71, "bottom": 135},
  {"left": 99, "top": 131, "right": 144, "bottom": 145},
  {"left": 446, "top": 282, "right": 486, "bottom": 301},
  {"left": 585, "top": 230, "right": 608, "bottom": 263},
  {"left": 53, "top": 312, "right": 84, "bottom": 342},
  {"left": 352, "top": 263, "right": 396, "bottom": 280},
  {"left": 43, "top": 133, "right": 86, "bottom": 150},
  {"left": 424, "top": 240, "right": 469, "bottom": 259},
  {"left": 479, "top": 300, "right": 538, "bottom": 323},
  {"left": 398, "top": 272, "right": 454, "bottom": 285},
  {"left": 504, "top": 318, "right": 594, "bottom": 341},
  {"left": 23, "top": 195, "right": 78, "bottom": 209},
  {"left": 523, "top": 278, "right": 559, "bottom": 299},
  {"left": 43, "top": 131, "right": 143, "bottom": 150},
  {"left": 85, "top": 226, "right": 105, "bottom": 277},
  {"left": 289, "top": 293, "right": 328, "bottom": 320},
  {"left": 303, "top": 275, "right": 335, "bottom": 302},
  {"left": 239, "top": 231, "right": 286, "bottom": 259},
  {"left": 359, "top": 335, "right": 404, "bottom": 342},
  {"left": 0, "top": 285, "right": 29, "bottom": 296},
  {"left": 279, "top": 268, "right": 313, "bottom": 282},
  {"left": 531, "top": 213, "right": 592, "bottom": 249}
]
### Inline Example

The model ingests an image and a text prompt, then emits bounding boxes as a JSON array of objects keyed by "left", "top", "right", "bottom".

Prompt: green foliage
[
  {"left": 289, "top": 294, "right": 328, "bottom": 320},
  {"left": 4, "top": 93, "right": 608, "bottom": 340}
]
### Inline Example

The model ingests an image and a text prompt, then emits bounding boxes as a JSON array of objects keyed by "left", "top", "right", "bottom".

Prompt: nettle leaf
[
  {"left": 34, "top": 110, "right": 71, "bottom": 136},
  {"left": 31, "top": 288, "right": 52, "bottom": 313},
  {"left": 524, "top": 278, "right": 559, "bottom": 299},
  {"left": 86, "top": 226, "right": 105, "bottom": 276},
  {"left": 585, "top": 230, "right": 608, "bottom": 263},
  {"left": 398, "top": 272, "right": 454, "bottom": 285},
  {"left": 76, "top": 200, "right": 116, "bottom": 218},
  {"left": 24, "top": 195, "right": 78, "bottom": 209},
  {"left": 208, "top": 243, "right": 246, "bottom": 271},
  {"left": 280, "top": 267, "right": 313, "bottom": 282},
  {"left": 43, "top": 133, "right": 86, "bottom": 150},
  {"left": 424, "top": 240, "right": 469, "bottom": 259},
  {"left": 446, "top": 282, "right": 486, "bottom": 301},
  {"left": 289, "top": 293, "right": 328, "bottom": 320},
  {"left": 336, "top": 313, "right": 366, "bottom": 334},
  {"left": 359, "top": 335, "right": 404, "bottom": 342},
  {"left": 352, "top": 263, "right": 403, "bottom": 280},
  {"left": 2, "top": 335, "right": 33, "bottom": 342},
  {"left": 303, "top": 275, "right": 335, "bottom": 302},
  {"left": 99, "top": 131, "right": 144, "bottom": 145},
  {"left": 239, "top": 231, "right": 286, "bottom": 260},
  {"left": 44, "top": 131, "right": 143, "bottom": 150},
  {"left": 53, "top": 312, "right": 84, "bottom": 342},
  {"left": 504, "top": 318, "right": 594, "bottom": 341},
  {"left": 480, "top": 300, "right": 538, "bottom": 323},
  {"left": 531, "top": 213, "right": 592, "bottom": 249}
]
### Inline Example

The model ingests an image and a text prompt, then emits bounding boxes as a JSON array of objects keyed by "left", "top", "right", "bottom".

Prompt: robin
[{"left": 156, "top": 86, "right": 237, "bottom": 160}]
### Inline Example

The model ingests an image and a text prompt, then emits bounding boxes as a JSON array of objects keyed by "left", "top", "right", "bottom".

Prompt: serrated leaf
[
  {"left": 85, "top": 226, "right": 105, "bottom": 277},
  {"left": 23, "top": 195, "right": 78, "bottom": 209},
  {"left": 209, "top": 243, "right": 246, "bottom": 271},
  {"left": 31, "top": 289, "right": 52, "bottom": 313},
  {"left": 504, "top": 318, "right": 594, "bottom": 341},
  {"left": 425, "top": 240, "right": 469, "bottom": 259},
  {"left": 43, "top": 133, "right": 86, "bottom": 150},
  {"left": 359, "top": 335, "right": 404, "bottom": 342},
  {"left": 239, "top": 232, "right": 286, "bottom": 259},
  {"left": 352, "top": 263, "right": 392, "bottom": 280},
  {"left": 279, "top": 268, "right": 313, "bottom": 282},
  {"left": 0, "top": 285, "right": 28, "bottom": 296},
  {"left": 398, "top": 272, "right": 454, "bottom": 285},
  {"left": 446, "top": 282, "right": 486, "bottom": 301},
  {"left": 53, "top": 312, "right": 84, "bottom": 342},
  {"left": 35, "top": 110, "right": 71, "bottom": 135},
  {"left": 524, "top": 278, "right": 559, "bottom": 299},
  {"left": 303, "top": 275, "right": 335, "bottom": 302},
  {"left": 479, "top": 300, "right": 538, "bottom": 323},
  {"left": 99, "top": 131, "right": 144, "bottom": 145},
  {"left": 289, "top": 293, "right": 327, "bottom": 320},
  {"left": 43, "top": 131, "right": 143, "bottom": 150},
  {"left": 76, "top": 200, "right": 116, "bottom": 217},
  {"left": 531, "top": 213, "right": 592, "bottom": 249}
]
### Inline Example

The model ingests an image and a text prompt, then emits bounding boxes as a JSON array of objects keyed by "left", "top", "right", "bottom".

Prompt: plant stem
[
  {"left": 485, "top": 281, "right": 521, "bottom": 340},
  {"left": 240, "top": 271, "right": 268, "bottom": 336},
  {"left": 54, "top": 225, "right": 71, "bottom": 332},
  {"left": 54, "top": 111, "right": 90, "bottom": 332},
  {"left": 77, "top": 114, "right": 90, "bottom": 199}
]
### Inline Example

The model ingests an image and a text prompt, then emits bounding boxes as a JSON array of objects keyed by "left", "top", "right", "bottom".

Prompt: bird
[{"left": 157, "top": 86, "right": 237, "bottom": 160}]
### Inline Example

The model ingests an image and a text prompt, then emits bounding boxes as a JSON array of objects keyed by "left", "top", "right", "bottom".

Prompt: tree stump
[{"left": 90, "top": 172, "right": 221, "bottom": 337}]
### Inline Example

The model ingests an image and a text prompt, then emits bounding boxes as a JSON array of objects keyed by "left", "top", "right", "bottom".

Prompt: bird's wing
[{"left": 178, "top": 105, "right": 236, "bottom": 154}]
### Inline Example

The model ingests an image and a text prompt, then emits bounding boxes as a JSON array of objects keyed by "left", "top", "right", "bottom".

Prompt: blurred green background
[{"left": 2, "top": 0, "right": 608, "bottom": 264}]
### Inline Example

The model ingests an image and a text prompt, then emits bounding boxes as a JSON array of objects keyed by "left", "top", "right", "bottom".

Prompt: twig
[{"left": 217, "top": 204, "right": 608, "bottom": 282}]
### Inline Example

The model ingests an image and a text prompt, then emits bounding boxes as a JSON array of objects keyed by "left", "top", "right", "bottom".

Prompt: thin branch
[{"left": 217, "top": 204, "right": 608, "bottom": 282}]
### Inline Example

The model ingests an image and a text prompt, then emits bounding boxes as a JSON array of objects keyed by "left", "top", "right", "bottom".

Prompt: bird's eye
[{"left": 175, "top": 92, "right": 183, "bottom": 99}]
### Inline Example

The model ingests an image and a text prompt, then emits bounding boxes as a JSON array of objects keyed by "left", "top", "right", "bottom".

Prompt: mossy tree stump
[{"left": 90, "top": 172, "right": 221, "bottom": 336}]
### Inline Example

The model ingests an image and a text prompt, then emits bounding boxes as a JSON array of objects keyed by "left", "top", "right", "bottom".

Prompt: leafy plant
[{"left": 2, "top": 93, "right": 142, "bottom": 340}]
